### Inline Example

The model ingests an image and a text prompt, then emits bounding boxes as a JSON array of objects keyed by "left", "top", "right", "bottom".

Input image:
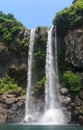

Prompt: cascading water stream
[
  {"left": 23, "top": 27, "right": 65, "bottom": 124},
  {"left": 24, "top": 29, "right": 36, "bottom": 123},
  {"left": 42, "top": 27, "right": 65, "bottom": 124}
]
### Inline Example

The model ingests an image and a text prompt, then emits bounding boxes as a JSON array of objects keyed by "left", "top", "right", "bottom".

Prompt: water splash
[{"left": 41, "top": 27, "right": 65, "bottom": 124}]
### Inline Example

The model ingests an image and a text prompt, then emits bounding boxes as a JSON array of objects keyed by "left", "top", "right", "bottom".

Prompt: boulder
[
  {"left": 60, "top": 88, "right": 69, "bottom": 95},
  {"left": 60, "top": 96, "right": 71, "bottom": 105},
  {"left": 75, "top": 106, "right": 83, "bottom": 115},
  {"left": 5, "top": 98, "right": 16, "bottom": 105}
]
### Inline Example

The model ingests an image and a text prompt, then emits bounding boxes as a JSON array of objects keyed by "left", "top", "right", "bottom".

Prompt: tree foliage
[
  {"left": 0, "top": 11, "right": 16, "bottom": 20},
  {"left": 0, "top": 11, "right": 24, "bottom": 43},
  {"left": 0, "top": 76, "right": 19, "bottom": 94},
  {"left": 53, "top": 0, "right": 83, "bottom": 37},
  {"left": 62, "top": 71, "right": 83, "bottom": 98},
  {"left": 0, "top": 11, "right": 29, "bottom": 91}
]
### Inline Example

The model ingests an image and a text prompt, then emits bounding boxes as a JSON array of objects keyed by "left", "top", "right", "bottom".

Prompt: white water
[
  {"left": 41, "top": 27, "right": 65, "bottom": 124},
  {"left": 24, "top": 27, "right": 65, "bottom": 124},
  {"left": 24, "top": 29, "right": 36, "bottom": 123}
]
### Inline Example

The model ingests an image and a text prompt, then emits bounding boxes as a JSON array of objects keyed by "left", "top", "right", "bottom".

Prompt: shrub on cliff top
[
  {"left": 53, "top": 0, "right": 83, "bottom": 37},
  {"left": 0, "top": 11, "right": 26, "bottom": 44}
]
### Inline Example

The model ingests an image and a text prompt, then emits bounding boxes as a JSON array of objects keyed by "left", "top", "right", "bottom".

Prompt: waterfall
[
  {"left": 23, "top": 27, "right": 65, "bottom": 124},
  {"left": 24, "top": 29, "right": 36, "bottom": 123},
  {"left": 42, "top": 27, "right": 65, "bottom": 124}
]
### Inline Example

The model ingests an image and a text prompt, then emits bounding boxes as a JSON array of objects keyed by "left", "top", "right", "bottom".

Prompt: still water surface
[{"left": 0, "top": 124, "right": 83, "bottom": 130}]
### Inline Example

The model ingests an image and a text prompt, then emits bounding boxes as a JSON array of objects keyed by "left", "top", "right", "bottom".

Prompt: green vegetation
[
  {"left": 0, "top": 11, "right": 29, "bottom": 93},
  {"left": 0, "top": 76, "right": 23, "bottom": 94},
  {"left": 8, "top": 65, "right": 27, "bottom": 88},
  {"left": 0, "top": 11, "right": 16, "bottom": 20},
  {"left": 29, "top": 27, "right": 47, "bottom": 98},
  {"left": 34, "top": 27, "right": 47, "bottom": 81},
  {"left": 53, "top": 0, "right": 83, "bottom": 37},
  {"left": 0, "top": 12, "right": 23, "bottom": 43},
  {"left": 53, "top": 0, "right": 83, "bottom": 100},
  {"left": 32, "top": 77, "right": 46, "bottom": 99},
  {"left": 0, "top": 11, "right": 29, "bottom": 57},
  {"left": 62, "top": 71, "right": 83, "bottom": 98}
]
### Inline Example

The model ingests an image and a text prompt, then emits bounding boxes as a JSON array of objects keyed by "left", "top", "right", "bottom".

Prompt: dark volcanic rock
[{"left": 65, "top": 29, "right": 83, "bottom": 70}]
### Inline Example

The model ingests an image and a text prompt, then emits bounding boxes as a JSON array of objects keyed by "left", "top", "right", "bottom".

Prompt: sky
[{"left": 0, "top": 0, "right": 73, "bottom": 29}]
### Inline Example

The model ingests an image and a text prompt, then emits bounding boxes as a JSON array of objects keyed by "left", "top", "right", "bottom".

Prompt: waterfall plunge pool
[{"left": 0, "top": 124, "right": 82, "bottom": 130}]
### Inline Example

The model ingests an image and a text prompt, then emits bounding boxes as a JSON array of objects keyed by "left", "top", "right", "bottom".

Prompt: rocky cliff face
[
  {"left": 0, "top": 26, "right": 47, "bottom": 123},
  {"left": 64, "top": 28, "right": 83, "bottom": 125},
  {"left": 65, "top": 28, "right": 83, "bottom": 70},
  {"left": 0, "top": 28, "right": 30, "bottom": 123},
  {"left": 55, "top": 23, "right": 83, "bottom": 125},
  {"left": 0, "top": 28, "right": 30, "bottom": 87},
  {"left": 57, "top": 28, "right": 83, "bottom": 125}
]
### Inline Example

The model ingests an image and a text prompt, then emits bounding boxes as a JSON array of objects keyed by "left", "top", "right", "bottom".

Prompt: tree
[
  {"left": 6, "top": 13, "right": 16, "bottom": 20},
  {"left": 72, "top": 0, "right": 78, "bottom": 4}
]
